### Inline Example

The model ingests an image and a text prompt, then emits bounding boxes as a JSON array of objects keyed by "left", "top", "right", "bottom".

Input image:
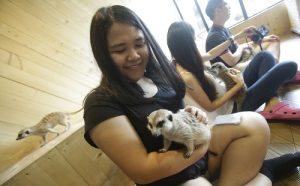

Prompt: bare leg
[
  {"left": 179, "top": 177, "right": 212, "bottom": 186},
  {"left": 263, "top": 96, "right": 280, "bottom": 111},
  {"left": 244, "top": 173, "right": 272, "bottom": 186},
  {"left": 208, "top": 112, "right": 270, "bottom": 186}
]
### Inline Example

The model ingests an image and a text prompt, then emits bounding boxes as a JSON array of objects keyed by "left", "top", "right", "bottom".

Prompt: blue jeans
[{"left": 240, "top": 51, "right": 297, "bottom": 111}]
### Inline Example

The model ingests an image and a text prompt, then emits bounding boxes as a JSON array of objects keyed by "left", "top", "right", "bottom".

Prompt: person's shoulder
[
  {"left": 84, "top": 88, "right": 116, "bottom": 109},
  {"left": 180, "top": 71, "right": 198, "bottom": 87},
  {"left": 207, "top": 30, "right": 223, "bottom": 40}
]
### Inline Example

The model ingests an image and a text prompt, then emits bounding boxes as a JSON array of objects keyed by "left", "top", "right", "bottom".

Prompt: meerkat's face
[
  {"left": 16, "top": 128, "right": 33, "bottom": 140},
  {"left": 147, "top": 109, "right": 173, "bottom": 137},
  {"left": 209, "top": 62, "right": 228, "bottom": 75}
]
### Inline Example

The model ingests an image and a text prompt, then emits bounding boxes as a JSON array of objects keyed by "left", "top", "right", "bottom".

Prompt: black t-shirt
[
  {"left": 83, "top": 81, "right": 184, "bottom": 151},
  {"left": 83, "top": 80, "right": 207, "bottom": 186},
  {"left": 206, "top": 25, "right": 238, "bottom": 66}
]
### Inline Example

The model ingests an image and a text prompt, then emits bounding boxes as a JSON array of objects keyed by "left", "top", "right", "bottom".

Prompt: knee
[
  {"left": 259, "top": 51, "right": 275, "bottom": 60},
  {"left": 286, "top": 61, "right": 298, "bottom": 74},
  {"left": 255, "top": 51, "right": 276, "bottom": 65},
  {"left": 240, "top": 112, "right": 270, "bottom": 139},
  {"left": 256, "top": 51, "right": 272, "bottom": 57},
  {"left": 278, "top": 61, "right": 298, "bottom": 78}
]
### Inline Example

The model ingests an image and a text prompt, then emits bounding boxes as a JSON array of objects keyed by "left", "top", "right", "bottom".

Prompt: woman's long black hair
[
  {"left": 167, "top": 21, "right": 216, "bottom": 101},
  {"left": 89, "top": 5, "right": 185, "bottom": 104}
]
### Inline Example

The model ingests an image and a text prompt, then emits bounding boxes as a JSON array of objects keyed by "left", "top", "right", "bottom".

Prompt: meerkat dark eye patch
[
  {"left": 157, "top": 120, "right": 165, "bottom": 128},
  {"left": 167, "top": 114, "right": 173, "bottom": 121},
  {"left": 25, "top": 131, "right": 30, "bottom": 134}
]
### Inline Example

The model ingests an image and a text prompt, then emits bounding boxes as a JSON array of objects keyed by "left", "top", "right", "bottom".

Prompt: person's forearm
[
  {"left": 230, "top": 46, "right": 245, "bottom": 66},
  {"left": 134, "top": 144, "right": 208, "bottom": 184},
  {"left": 211, "top": 83, "right": 243, "bottom": 110},
  {"left": 202, "top": 39, "right": 232, "bottom": 62}
]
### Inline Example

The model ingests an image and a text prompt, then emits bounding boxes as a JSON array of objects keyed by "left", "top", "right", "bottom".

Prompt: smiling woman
[{"left": 107, "top": 23, "right": 149, "bottom": 82}]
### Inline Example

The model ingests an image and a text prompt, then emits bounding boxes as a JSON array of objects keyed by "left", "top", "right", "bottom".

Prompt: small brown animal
[
  {"left": 16, "top": 108, "right": 83, "bottom": 147},
  {"left": 209, "top": 62, "right": 247, "bottom": 111},
  {"left": 147, "top": 109, "right": 211, "bottom": 158},
  {"left": 239, "top": 47, "right": 255, "bottom": 63}
]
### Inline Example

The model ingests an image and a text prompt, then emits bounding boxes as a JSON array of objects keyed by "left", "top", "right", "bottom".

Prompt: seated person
[
  {"left": 205, "top": 0, "right": 280, "bottom": 69},
  {"left": 167, "top": 21, "right": 300, "bottom": 120},
  {"left": 205, "top": 0, "right": 300, "bottom": 84}
]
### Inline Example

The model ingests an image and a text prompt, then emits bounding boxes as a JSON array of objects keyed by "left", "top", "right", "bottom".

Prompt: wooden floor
[{"left": 267, "top": 32, "right": 300, "bottom": 186}]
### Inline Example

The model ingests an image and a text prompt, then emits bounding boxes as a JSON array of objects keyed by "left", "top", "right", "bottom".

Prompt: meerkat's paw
[
  {"left": 158, "top": 148, "right": 167, "bottom": 153},
  {"left": 40, "top": 142, "right": 47, "bottom": 147},
  {"left": 183, "top": 151, "right": 193, "bottom": 159}
]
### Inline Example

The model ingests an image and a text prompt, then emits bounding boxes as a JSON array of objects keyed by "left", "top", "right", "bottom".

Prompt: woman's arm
[
  {"left": 182, "top": 72, "right": 243, "bottom": 112},
  {"left": 89, "top": 116, "right": 208, "bottom": 184}
]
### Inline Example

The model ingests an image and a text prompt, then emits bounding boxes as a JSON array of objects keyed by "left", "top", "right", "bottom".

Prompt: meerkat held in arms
[
  {"left": 147, "top": 109, "right": 211, "bottom": 158},
  {"left": 209, "top": 62, "right": 247, "bottom": 111},
  {"left": 16, "top": 108, "right": 83, "bottom": 147}
]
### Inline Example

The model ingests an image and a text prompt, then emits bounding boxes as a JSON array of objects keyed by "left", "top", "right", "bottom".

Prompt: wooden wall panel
[
  {"left": 0, "top": 0, "right": 90, "bottom": 57},
  {"left": 0, "top": 37, "right": 99, "bottom": 88},
  {"left": 0, "top": 0, "right": 98, "bottom": 184},
  {"left": 230, "top": 3, "right": 291, "bottom": 40}
]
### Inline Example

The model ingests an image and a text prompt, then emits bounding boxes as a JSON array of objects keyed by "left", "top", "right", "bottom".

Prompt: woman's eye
[
  {"left": 135, "top": 40, "right": 146, "bottom": 48},
  {"left": 136, "top": 43, "right": 144, "bottom": 48},
  {"left": 111, "top": 48, "right": 125, "bottom": 53}
]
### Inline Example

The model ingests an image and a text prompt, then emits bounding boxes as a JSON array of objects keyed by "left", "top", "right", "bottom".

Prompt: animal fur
[
  {"left": 239, "top": 47, "right": 255, "bottom": 63},
  {"left": 16, "top": 108, "right": 83, "bottom": 147},
  {"left": 209, "top": 62, "right": 247, "bottom": 111},
  {"left": 147, "top": 109, "right": 211, "bottom": 158}
]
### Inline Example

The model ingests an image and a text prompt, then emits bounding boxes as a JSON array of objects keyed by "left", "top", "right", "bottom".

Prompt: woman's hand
[
  {"left": 226, "top": 69, "right": 245, "bottom": 87},
  {"left": 184, "top": 105, "right": 208, "bottom": 124},
  {"left": 228, "top": 68, "right": 241, "bottom": 75}
]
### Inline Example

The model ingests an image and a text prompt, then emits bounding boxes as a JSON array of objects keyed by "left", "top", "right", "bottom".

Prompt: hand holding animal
[
  {"left": 209, "top": 62, "right": 247, "bottom": 111},
  {"left": 16, "top": 108, "right": 83, "bottom": 147},
  {"left": 147, "top": 109, "right": 211, "bottom": 159}
]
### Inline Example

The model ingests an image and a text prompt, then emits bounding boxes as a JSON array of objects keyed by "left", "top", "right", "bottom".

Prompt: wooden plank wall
[
  {"left": 0, "top": 0, "right": 101, "bottom": 184},
  {"left": 230, "top": 2, "right": 291, "bottom": 42},
  {"left": 0, "top": 0, "right": 292, "bottom": 185}
]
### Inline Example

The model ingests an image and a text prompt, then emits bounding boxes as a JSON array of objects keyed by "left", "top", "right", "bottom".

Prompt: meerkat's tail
[{"left": 65, "top": 107, "right": 84, "bottom": 115}]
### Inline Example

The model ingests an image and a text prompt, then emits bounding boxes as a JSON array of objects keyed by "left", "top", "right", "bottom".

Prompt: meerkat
[
  {"left": 239, "top": 47, "right": 255, "bottom": 63},
  {"left": 16, "top": 108, "right": 83, "bottom": 147},
  {"left": 209, "top": 62, "right": 247, "bottom": 111},
  {"left": 147, "top": 109, "right": 211, "bottom": 159}
]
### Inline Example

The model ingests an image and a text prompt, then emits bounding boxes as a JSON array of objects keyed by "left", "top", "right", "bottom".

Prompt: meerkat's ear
[{"left": 167, "top": 114, "right": 173, "bottom": 121}]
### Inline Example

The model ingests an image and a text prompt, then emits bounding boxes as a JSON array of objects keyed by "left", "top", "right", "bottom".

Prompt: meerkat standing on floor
[
  {"left": 16, "top": 108, "right": 83, "bottom": 147},
  {"left": 209, "top": 62, "right": 247, "bottom": 111},
  {"left": 147, "top": 109, "right": 211, "bottom": 158}
]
